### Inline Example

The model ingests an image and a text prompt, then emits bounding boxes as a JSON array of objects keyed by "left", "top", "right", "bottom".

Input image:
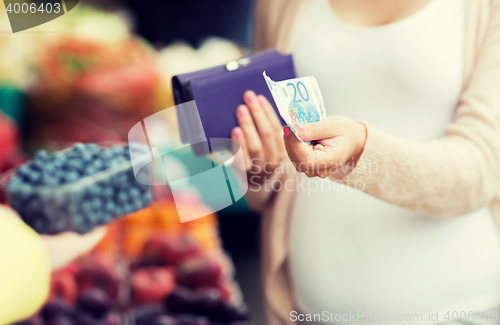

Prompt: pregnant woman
[{"left": 232, "top": 0, "right": 500, "bottom": 324}]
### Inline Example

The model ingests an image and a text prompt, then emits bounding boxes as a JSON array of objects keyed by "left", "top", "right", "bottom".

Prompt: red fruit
[
  {"left": 61, "top": 263, "right": 80, "bottom": 276},
  {"left": 163, "top": 235, "right": 203, "bottom": 265},
  {"left": 51, "top": 271, "right": 78, "bottom": 303},
  {"left": 177, "top": 256, "right": 223, "bottom": 290},
  {"left": 77, "top": 268, "right": 119, "bottom": 301},
  {"left": 141, "top": 235, "right": 202, "bottom": 266},
  {"left": 217, "top": 280, "right": 235, "bottom": 302},
  {"left": 131, "top": 267, "right": 176, "bottom": 303}
]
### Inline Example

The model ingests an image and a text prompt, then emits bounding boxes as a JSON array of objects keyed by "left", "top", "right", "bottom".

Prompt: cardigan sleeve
[
  {"left": 0, "top": 207, "right": 51, "bottom": 325},
  {"left": 340, "top": 0, "right": 500, "bottom": 218}
]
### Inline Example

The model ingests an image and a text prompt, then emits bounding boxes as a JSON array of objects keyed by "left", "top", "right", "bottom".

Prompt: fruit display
[
  {"left": 92, "top": 212, "right": 248, "bottom": 325},
  {"left": 94, "top": 199, "right": 221, "bottom": 260},
  {"left": 12, "top": 231, "right": 250, "bottom": 325},
  {"left": 131, "top": 235, "right": 250, "bottom": 325},
  {"left": 13, "top": 253, "right": 125, "bottom": 325},
  {"left": 3, "top": 142, "right": 152, "bottom": 234},
  {"left": 27, "top": 34, "right": 160, "bottom": 147},
  {"left": 0, "top": 112, "right": 25, "bottom": 176},
  {"left": 134, "top": 286, "right": 251, "bottom": 325}
]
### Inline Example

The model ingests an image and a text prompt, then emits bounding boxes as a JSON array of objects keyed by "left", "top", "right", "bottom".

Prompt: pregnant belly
[{"left": 288, "top": 177, "right": 500, "bottom": 325}]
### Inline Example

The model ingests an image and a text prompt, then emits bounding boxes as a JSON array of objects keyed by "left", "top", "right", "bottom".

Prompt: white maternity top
[{"left": 288, "top": 0, "right": 500, "bottom": 324}]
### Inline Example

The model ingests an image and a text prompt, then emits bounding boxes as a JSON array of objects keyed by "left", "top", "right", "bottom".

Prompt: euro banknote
[{"left": 263, "top": 71, "right": 326, "bottom": 141}]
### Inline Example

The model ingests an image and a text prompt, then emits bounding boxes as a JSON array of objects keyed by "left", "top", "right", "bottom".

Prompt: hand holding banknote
[
  {"left": 283, "top": 116, "right": 367, "bottom": 179},
  {"left": 231, "top": 90, "right": 287, "bottom": 185},
  {"left": 263, "top": 72, "right": 367, "bottom": 179}
]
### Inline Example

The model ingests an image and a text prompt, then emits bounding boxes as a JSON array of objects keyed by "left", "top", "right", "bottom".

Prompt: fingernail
[
  {"left": 295, "top": 124, "right": 306, "bottom": 132},
  {"left": 237, "top": 106, "right": 249, "bottom": 117},
  {"left": 245, "top": 91, "right": 255, "bottom": 103},
  {"left": 258, "top": 95, "right": 266, "bottom": 107},
  {"left": 233, "top": 128, "right": 242, "bottom": 139},
  {"left": 283, "top": 126, "right": 290, "bottom": 137}
]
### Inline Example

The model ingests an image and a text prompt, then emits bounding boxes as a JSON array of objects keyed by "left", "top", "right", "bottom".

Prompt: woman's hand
[
  {"left": 231, "top": 90, "right": 286, "bottom": 184},
  {"left": 41, "top": 226, "right": 107, "bottom": 270},
  {"left": 0, "top": 205, "right": 106, "bottom": 270},
  {"left": 283, "top": 115, "right": 367, "bottom": 178}
]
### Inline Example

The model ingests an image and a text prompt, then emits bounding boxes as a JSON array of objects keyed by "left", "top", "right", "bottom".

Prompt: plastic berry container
[{"left": 0, "top": 142, "right": 153, "bottom": 235}]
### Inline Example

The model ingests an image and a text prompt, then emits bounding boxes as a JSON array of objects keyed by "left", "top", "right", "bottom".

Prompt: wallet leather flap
[{"left": 172, "top": 50, "right": 296, "bottom": 154}]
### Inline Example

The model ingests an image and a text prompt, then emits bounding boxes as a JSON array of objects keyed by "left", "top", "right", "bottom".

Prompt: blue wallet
[{"left": 172, "top": 50, "right": 296, "bottom": 155}]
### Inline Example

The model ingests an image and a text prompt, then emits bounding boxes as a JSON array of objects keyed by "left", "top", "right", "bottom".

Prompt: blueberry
[
  {"left": 132, "top": 199, "right": 143, "bottom": 211},
  {"left": 105, "top": 201, "right": 116, "bottom": 212},
  {"left": 111, "top": 145, "right": 123, "bottom": 155},
  {"left": 91, "top": 198, "right": 102, "bottom": 210},
  {"left": 123, "top": 203, "right": 133, "bottom": 214},
  {"left": 86, "top": 185, "right": 101, "bottom": 197},
  {"left": 17, "top": 165, "right": 31, "bottom": 179},
  {"left": 34, "top": 149, "right": 51, "bottom": 162},
  {"left": 64, "top": 171, "right": 79, "bottom": 183},
  {"left": 142, "top": 192, "right": 153, "bottom": 206},
  {"left": 73, "top": 142, "right": 86, "bottom": 152},
  {"left": 117, "top": 191, "right": 128, "bottom": 204},
  {"left": 103, "top": 186, "right": 115, "bottom": 198},
  {"left": 81, "top": 201, "right": 92, "bottom": 214},
  {"left": 66, "top": 159, "right": 82, "bottom": 169},
  {"left": 85, "top": 143, "right": 100, "bottom": 153},
  {"left": 8, "top": 142, "right": 151, "bottom": 235},
  {"left": 81, "top": 151, "right": 93, "bottom": 163},
  {"left": 129, "top": 187, "right": 140, "bottom": 199},
  {"left": 100, "top": 149, "right": 114, "bottom": 160},
  {"left": 83, "top": 166, "right": 97, "bottom": 176}
]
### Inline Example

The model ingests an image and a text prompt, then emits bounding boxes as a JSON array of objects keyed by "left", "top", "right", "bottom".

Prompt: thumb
[
  {"left": 284, "top": 126, "right": 310, "bottom": 162},
  {"left": 294, "top": 120, "right": 337, "bottom": 142}
]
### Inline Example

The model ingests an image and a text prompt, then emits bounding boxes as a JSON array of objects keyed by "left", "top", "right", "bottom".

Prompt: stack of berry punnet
[{"left": 5, "top": 142, "right": 152, "bottom": 235}]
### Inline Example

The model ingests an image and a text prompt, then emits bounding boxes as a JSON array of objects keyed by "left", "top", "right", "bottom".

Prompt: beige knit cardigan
[{"left": 248, "top": 0, "right": 500, "bottom": 324}]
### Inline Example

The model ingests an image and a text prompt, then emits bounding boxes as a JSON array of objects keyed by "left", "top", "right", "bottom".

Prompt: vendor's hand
[
  {"left": 41, "top": 226, "right": 107, "bottom": 270},
  {"left": 283, "top": 116, "right": 367, "bottom": 178},
  {"left": 231, "top": 90, "right": 286, "bottom": 184},
  {"left": 0, "top": 205, "right": 107, "bottom": 270}
]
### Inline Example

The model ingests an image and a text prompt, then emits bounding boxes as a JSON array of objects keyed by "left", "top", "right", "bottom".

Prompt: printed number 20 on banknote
[{"left": 263, "top": 71, "right": 326, "bottom": 141}]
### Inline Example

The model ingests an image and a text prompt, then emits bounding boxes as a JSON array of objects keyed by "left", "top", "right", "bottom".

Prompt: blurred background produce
[{"left": 0, "top": 0, "right": 263, "bottom": 323}]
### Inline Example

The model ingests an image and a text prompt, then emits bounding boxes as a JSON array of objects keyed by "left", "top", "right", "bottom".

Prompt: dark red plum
[
  {"left": 164, "top": 286, "right": 196, "bottom": 314},
  {"left": 222, "top": 303, "right": 250, "bottom": 322},
  {"left": 77, "top": 288, "right": 111, "bottom": 318},
  {"left": 151, "top": 315, "right": 179, "bottom": 325},
  {"left": 193, "top": 289, "right": 224, "bottom": 322},
  {"left": 41, "top": 299, "right": 74, "bottom": 321},
  {"left": 74, "top": 312, "right": 96, "bottom": 325},
  {"left": 176, "top": 257, "right": 222, "bottom": 290},
  {"left": 47, "top": 315, "right": 75, "bottom": 325},
  {"left": 100, "top": 312, "right": 121, "bottom": 325}
]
